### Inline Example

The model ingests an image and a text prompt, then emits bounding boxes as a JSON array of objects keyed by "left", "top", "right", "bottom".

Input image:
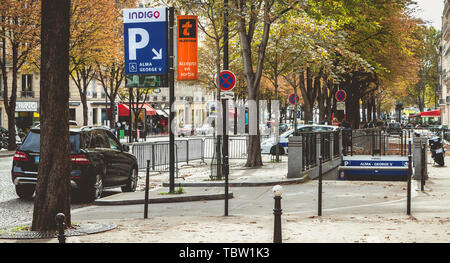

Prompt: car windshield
[{"left": 19, "top": 130, "right": 81, "bottom": 153}]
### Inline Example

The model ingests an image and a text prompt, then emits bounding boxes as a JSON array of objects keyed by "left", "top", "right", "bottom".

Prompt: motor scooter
[{"left": 429, "top": 136, "right": 445, "bottom": 166}]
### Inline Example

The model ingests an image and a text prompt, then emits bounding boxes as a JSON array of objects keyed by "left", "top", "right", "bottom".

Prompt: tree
[
  {"left": 406, "top": 26, "right": 440, "bottom": 111},
  {"left": 231, "top": 0, "right": 300, "bottom": 167},
  {"left": 0, "top": 0, "right": 40, "bottom": 150},
  {"left": 32, "top": 0, "right": 71, "bottom": 232},
  {"left": 69, "top": 0, "right": 118, "bottom": 126}
]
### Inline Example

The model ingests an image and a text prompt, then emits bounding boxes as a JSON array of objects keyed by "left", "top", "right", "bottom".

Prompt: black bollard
[
  {"left": 272, "top": 185, "right": 283, "bottom": 243},
  {"left": 318, "top": 156, "right": 323, "bottom": 216},
  {"left": 55, "top": 213, "right": 66, "bottom": 243},
  {"left": 144, "top": 159, "right": 150, "bottom": 219},
  {"left": 407, "top": 155, "right": 412, "bottom": 215},
  {"left": 421, "top": 144, "right": 425, "bottom": 191}
]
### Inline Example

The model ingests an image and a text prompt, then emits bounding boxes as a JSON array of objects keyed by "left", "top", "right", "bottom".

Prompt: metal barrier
[
  {"left": 344, "top": 128, "right": 418, "bottom": 156},
  {"left": 131, "top": 142, "right": 179, "bottom": 178}
]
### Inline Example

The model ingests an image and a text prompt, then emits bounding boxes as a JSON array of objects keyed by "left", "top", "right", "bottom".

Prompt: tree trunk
[
  {"left": 82, "top": 95, "right": 88, "bottom": 126},
  {"left": 32, "top": 0, "right": 71, "bottom": 232}
]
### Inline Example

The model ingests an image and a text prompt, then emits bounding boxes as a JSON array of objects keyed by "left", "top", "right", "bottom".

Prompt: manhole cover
[{"left": 0, "top": 223, "right": 116, "bottom": 239}]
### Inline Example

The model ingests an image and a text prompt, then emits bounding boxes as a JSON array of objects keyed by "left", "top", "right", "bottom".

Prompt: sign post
[
  {"left": 123, "top": 6, "right": 175, "bottom": 192},
  {"left": 219, "top": 69, "right": 235, "bottom": 217},
  {"left": 335, "top": 89, "right": 347, "bottom": 122}
]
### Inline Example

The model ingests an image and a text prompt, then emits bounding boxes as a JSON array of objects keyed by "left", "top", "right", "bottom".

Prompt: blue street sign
[{"left": 123, "top": 7, "right": 167, "bottom": 75}]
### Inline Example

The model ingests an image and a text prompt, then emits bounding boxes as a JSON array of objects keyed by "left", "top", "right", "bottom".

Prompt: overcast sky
[{"left": 411, "top": 0, "right": 445, "bottom": 29}]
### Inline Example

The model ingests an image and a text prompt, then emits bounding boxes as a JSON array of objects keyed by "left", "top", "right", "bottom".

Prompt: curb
[
  {"left": 161, "top": 178, "right": 306, "bottom": 188},
  {"left": 93, "top": 192, "right": 234, "bottom": 206},
  {"left": 0, "top": 153, "right": 14, "bottom": 158}
]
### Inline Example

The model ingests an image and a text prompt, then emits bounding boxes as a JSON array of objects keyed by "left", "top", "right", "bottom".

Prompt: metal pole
[
  {"left": 421, "top": 143, "right": 425, "bottom": 191},
  {"left": 273, "top": 195, "right": 282, "bottom": 243},
  {"left": 144, "top": 160, "right": 150, "bottom": 219},
  {"left": 168, "top": 7, "right": 175, "bottom": 193},
  {"left": 407, "top": 154, "right": 412, "bottom": 215},
  {"left": 318, "top": 156, "right": 323, "bottom": 216},
  {"left": 223, "top": 0, "right": 229, "bottom": 217},
  {"left": 55, "top": 213, "right": 66, "bottom": 243},
  {"left": 129, "top": 88, "right": 132, "bottom": 143}
]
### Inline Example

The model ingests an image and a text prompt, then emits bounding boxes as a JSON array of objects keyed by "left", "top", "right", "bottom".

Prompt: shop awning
[
  {"left": 118, "top": 103, "right": 156, "bottom": 116},
  {"left": 421, "top": 110, "right": 440, "bottom": 117},
  {"left": 156, "top": 109, "right": 169, "bottom": 117}
]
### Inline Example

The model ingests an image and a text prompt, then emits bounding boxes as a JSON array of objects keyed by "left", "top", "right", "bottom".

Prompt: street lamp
[{"left": 272, "top": 185, "right": 283, "bottom": 243}]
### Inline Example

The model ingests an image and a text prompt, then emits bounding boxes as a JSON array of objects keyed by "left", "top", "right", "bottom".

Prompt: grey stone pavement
[{"left": 2, "top": 153, "right": 450, "bottom": 243}]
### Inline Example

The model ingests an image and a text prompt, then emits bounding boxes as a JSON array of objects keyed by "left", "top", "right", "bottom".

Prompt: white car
[
  {"left": 261, "top": 124, "right": 339, "bottom": 155},
  {"left": 195, "top": 124, "right": 214, "bottom": 135}
]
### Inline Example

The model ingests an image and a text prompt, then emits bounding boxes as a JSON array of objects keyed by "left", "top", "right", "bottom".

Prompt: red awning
[
  {"left": 421, "top": 110, "right": 440, "bottom": 117},
  {"left": 118, "top": 103, "right": 156, "bottom": 116}
]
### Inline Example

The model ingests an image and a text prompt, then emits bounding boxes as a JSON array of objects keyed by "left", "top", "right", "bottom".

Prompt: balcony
[
  {"left": 444, "top": 22, "right": 450, "bottom": 40},
  {"left": 20, "top": 90, "right": 35, "bottom": 98},
  {"left": 445, "top": 1, "right": 449, "bottom": 20}
]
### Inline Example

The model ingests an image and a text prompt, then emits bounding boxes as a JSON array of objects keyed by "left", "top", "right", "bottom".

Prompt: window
[
  {"left": 21, "top": 74, "right": 33, "bottom": 98},
  {"left": 93, "top": 108, "right": 98, "bottom": 124},
  {"left": 104, "top": 130, "right": 121, "bottom": 150},
  {"left": 88, "top": 130, "right": 109, "bottom": 149},
  {"left": 21, "top": 74, "right": 32, "bottom": 92}
]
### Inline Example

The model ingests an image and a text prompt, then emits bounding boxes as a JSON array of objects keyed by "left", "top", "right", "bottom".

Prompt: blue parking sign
[{"left": 123, "top": 7, "right": 167, "bottom": 75}]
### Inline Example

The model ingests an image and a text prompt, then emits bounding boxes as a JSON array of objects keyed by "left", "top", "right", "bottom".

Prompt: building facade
[
  {"left": 0, "top": 68, "right": 216, "bottom": 134},
  {"left": 440, "top": 0, "right": 450, "bottom": 126},
  {"left": 0, "top": 70, "right": 113, "bottom": 132}
]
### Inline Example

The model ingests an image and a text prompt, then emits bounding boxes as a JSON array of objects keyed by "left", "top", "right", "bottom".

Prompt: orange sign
[{"left": 177, "top": 15, "right": 198, "bottom": 80}]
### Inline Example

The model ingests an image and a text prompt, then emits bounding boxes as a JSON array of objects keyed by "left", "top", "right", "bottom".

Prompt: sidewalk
[{"left": 3, "top": 155, "right": 450, "bottom": 243}]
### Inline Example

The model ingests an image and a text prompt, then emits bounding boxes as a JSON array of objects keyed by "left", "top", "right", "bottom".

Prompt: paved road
[
  {"left": 72, "top": 178, "right": 413, "bottom": 222},
  {"left": 0, "top": 156, "right": 102, "bottom": 229},
  {"left": 0, "top": 156, "right": 36, "bottom": 229}
]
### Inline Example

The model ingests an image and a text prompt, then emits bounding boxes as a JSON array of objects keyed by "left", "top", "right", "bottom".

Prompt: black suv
[{"left": 12, "top": 126, "right": 138, "bottom": 202}]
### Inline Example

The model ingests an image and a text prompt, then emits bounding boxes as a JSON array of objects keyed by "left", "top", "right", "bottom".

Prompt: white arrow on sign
[{"left": 152, "top": 48, "right": 163, "bottom": 60}]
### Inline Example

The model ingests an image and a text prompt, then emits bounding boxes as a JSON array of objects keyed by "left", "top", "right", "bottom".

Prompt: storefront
[
  {"left": 15, "top": 101, "right": 39, "bottom": 133},
  {"left": 117, "top": 103, "right": 157, "bottom": 136}
]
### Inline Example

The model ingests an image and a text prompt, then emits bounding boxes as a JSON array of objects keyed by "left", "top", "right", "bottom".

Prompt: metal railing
[{"left": 301, "top": 130, "right": 341, "bottom": 172}]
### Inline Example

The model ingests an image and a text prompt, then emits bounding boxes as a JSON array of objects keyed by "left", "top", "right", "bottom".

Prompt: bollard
[
  {"left": 272, "top": 185, "right": 283, "bottom": 243},
  {"left": 318, "top": 156, "right": 323, "bottom": 216},
  {"left": 55, "top": 213, "right": 66, "bottom": 243},
  {"left": 144, "top": 160, "right": 150, "bottom": 219},
  {"left": 407, "top": 155, "right": 412, "bottom": 215},
  {"left": 421, "top": 143, "right": 425, "bottom": 191}
]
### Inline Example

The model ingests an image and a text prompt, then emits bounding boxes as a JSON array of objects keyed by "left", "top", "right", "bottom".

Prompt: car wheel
[
  {"left": 15, "top": 184, "right": 35, "bottom": 200},
  {"left": 122, "top": 167, "right": 138, "bottom": 192},
  {"left": 84, "top": 174, "right": 103, "bottom": 202}
]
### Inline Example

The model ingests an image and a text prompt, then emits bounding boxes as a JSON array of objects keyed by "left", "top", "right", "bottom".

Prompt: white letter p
[{"left": 128, "top": 28, "right": 149, "bottom": 60}]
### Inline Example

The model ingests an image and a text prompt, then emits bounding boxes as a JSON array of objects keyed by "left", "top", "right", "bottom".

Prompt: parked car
[
  {"left": 178, "top": 124, "right": 195, "bottom": 137},
  {"left": 11, "top": 126, "right": 138, "bottom": 202},
  {"left": 195, "top": 124, "right": 214, "bottom": 135},
  {"left": 261, "top": 124, "right": 339, "bottom": 155}
]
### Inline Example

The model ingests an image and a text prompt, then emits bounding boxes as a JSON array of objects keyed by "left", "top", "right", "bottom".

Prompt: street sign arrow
[{"left": 152, "top": 48, "right": 163, "bottom": 60}]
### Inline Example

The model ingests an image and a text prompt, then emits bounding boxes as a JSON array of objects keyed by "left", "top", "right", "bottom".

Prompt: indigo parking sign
[{"left": 123, "top": 7, "right": 167, "bottom": 75}]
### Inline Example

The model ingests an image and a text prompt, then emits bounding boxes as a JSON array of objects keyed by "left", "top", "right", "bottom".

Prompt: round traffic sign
[
  {"left": 219, "top": 70, "right": 236, "bottom": 91},
  {"left": 289, "top": 93, "right": 299, "bottom": 105},
  {"left": 335, "top": 90, "right": 347, "bottom": 102}
]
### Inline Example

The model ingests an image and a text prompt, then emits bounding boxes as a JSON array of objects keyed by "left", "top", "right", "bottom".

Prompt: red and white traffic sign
[
  {"left": 289, "top": 93, "right": 299, "bottom": 105},
  {"left": 335, "top": 90, "right": 347, "bottom": 102},
  {"left": 219, "top": 70, "right": 236, "bottom": 91}
]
